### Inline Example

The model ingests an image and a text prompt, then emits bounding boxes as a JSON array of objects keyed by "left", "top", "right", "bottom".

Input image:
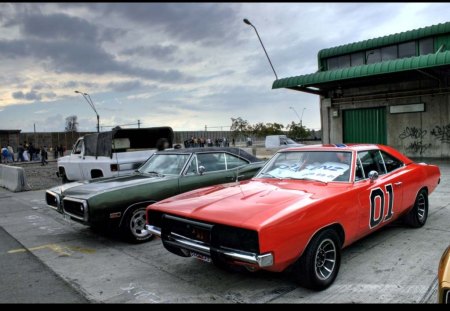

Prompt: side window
[
  {"left": 380, "top": 151, "right": 403, "bottom": 173},
  {"left": 197, "top": 153, "right": 226, "bottom": 173},
  {"left": 358, "top": 150, "right": 387, "bottom": 178},
  {"left": 73, "top": 140, "right": 84, "bottom": 155},
  {"left": 225, "top": 153, "right": 249, "bottom": 169},
  {"left": 185, "top": 155, "right": 198, "bottom": 175},
  {"left": 355, "top": 157, "right": 365, "bottom": 181}
]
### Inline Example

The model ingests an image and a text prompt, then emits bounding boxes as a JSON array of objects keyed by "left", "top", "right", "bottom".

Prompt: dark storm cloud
[
  {"left": 99, "top": 3, "right": 240, "bottom": 44},
  {"left": 12, "top": 90, "right": 42, "bottom": 101},
  {"left": 0, "top": 38, "right": 190, "bottom": 82}
]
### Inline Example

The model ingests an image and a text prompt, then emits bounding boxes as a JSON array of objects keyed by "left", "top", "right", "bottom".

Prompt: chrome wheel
[
  {"left": 314, "top": 238, "right": 336, "bottom": 280},
  {"left": 417, "top": 194, "right": 426, "bottom": 221},
  {"left": 129, "top": 209, "right": 148, "bottom": 238}
]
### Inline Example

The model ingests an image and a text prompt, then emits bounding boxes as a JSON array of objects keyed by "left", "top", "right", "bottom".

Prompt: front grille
[
  {"left": 46, "top": 192, "right": 59, "bottom": 210},
  {"left": 63, "top": 198, "right": 87, "bottom": 221},
  {"left": 163, "top": 214, "right": 212, "bottom": 245},
  {"left": 211, "top": 225, "right": 259, "bottom": 253}
]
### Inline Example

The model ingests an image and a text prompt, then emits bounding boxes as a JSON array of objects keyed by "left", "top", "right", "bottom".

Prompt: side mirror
[
  {"left": 198, "top": 166, "right": 206, "bottom": 175},
  {"left": 368, "top": 170, "right": 379, "bottom": 183}
]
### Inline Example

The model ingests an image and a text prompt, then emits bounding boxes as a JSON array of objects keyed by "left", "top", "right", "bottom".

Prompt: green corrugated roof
[
  {"left": 272, "top": 51, "right": 450, "bottom": 89},
  {"left": 318, "top": 21, "right": 450, "bottom": 60}
]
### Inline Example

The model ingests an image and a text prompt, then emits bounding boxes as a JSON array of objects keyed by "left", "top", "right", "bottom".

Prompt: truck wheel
[
  {"left": 121, "top": 207, "right": 154, "bottom": 244},
  {"left": 293, "top": 229, "right": 341, "bottom": 291},
  {"left": 403, "top": 189, "right": 428, "bottom": 228}
]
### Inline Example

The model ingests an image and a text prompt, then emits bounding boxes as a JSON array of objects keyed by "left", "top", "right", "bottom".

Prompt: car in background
[
  {"left": 46, "top": 147, "right": 264, "bottom": 243},
  {"left": 438, "top": 246, "right": 450, "bottom": 303},
  {"left": 146, "top": 144, "right": 440, "bottom": 290},
  {"left": 265, "top": 135, "right": 303, "bottom": 149}
]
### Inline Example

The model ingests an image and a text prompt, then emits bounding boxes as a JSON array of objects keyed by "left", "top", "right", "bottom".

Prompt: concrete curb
[{"left": 0, "top": 164, "right": 31, "bottom": 192}]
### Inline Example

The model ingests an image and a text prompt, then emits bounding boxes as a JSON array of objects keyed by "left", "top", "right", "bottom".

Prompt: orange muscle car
[{"left": 146, "top": 144, "right": 440, "bottom": 290}]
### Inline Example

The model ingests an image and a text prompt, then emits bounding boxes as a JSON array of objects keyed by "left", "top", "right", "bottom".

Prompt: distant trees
[
  {"left": 65, "top": 115, "right": 79, "bottom": 132},
  {"left": 231, "top": 117, "right": 313, "bottom": 140}
]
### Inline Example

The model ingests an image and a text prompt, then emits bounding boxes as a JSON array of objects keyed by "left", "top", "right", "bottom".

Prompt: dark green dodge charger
[{"left": 46, "top": 147, "right": 264, "bottom": 243}]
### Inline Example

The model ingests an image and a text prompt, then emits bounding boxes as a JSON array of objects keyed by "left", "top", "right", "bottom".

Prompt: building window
[
  {"left": 366, "top": 49, "right": 381, "bottom": 64},
  {"left": 350, "top": 52, "right": 364, "bottom": 66},
  {"left": 398, "top": 41, "right": 416, "bottom": 58},
  {"left": 381, "top": 45, "right": 398, "bottom": 61},
  {"left": 327, "top": 57, "right": 339, "bottom": 70},
  {"left": 337, "top": 54, "right": 351, "bottom": 68},
  {"left": 419, "top": 38, "right": 434, "bottom": 55}
]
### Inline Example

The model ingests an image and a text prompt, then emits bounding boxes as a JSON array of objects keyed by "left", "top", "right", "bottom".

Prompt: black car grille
[
  {"left": 163, "top": 214, "right": 212, "bottom": 245},
  {"left": 63, "top": 199, "right": 87, "bottom": 220},
  {"left": 161, "top": 214, "right": 259, "bottom": 253},
  {"left": 46, "top": 192, "right": 59, "bottom": 209}
]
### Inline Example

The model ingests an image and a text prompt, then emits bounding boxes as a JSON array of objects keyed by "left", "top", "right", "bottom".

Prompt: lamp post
[
  {"left": 300, "top": 108, "right": 306, "bottom": 127},
  {"left": 75, "top": 90, "right": 100, "bottom": 133},
  {"left": 243, "top": 18, "right": 278, "bottom": 80},
  {"left": 289, "top": 107, "right": 301, "bottom": 124}
]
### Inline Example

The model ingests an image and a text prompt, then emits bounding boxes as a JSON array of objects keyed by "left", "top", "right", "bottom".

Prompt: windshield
[
  {"left": 138, "top": 154, "right": 190, "bottom": 175},
  {"left": 286, "top": 138, "right": 297, "bottom": 144},
  {"left": 256, "top": 151, "right": 352, "bottom": 182}
]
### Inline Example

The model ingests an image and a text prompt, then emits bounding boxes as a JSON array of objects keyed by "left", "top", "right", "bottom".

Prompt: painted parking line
[{"left": 8, "top": 243, "right": 96, "bottom": 257}]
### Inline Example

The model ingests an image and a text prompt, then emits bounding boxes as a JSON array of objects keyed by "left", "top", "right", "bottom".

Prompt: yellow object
[{"left": 438, "top": 246, "right": 450, "bottom": 304}]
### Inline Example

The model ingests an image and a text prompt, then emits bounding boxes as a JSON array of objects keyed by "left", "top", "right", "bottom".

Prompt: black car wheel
[
  {"left": 121, "top": 207, "right": 154, "bottom": 243},
  {"left": 293, "top": 229, "right": 341, "bottom": 291},
  {"left": 403, "top": 188, "right": 428, "bottom": 228}
]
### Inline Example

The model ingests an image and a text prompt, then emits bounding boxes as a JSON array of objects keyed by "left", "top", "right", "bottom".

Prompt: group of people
[
  {"left": 183, "top": 137, "right": 234, "bottom": 148},
  {"left": 1, "top": 142, "right": 65, "bottom": 166}
]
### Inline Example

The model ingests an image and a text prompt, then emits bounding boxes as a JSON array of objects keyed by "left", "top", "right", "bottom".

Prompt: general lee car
[
  {"left": 46, "top": 147, "right": 264, "bottom": 243},
  {"left": 438, "top": 246, "right": 450, "bottom": 303},
  {"left": 146, "top": 144, "right": 441, "bottom": 290}
]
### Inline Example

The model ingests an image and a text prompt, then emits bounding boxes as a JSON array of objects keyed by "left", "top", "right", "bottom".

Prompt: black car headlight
[{"left": 211, "top": 225, "right": 259, "bottom": 253}]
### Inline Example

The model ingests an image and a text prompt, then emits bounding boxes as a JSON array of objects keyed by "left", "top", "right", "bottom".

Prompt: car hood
[
  {"left": 150, "top": 178, "right": 351, "bottom": 230},
  {"left": 51, "top": 173, "right": 176, "bottom": 199}
]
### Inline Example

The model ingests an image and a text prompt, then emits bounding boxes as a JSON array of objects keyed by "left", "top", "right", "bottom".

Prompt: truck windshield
[
  {"left": 256, "top": 151, "right": 352, "bottom": 182},
  {"left": 139, "top": 154, "right": 190, "bottom": 176}
]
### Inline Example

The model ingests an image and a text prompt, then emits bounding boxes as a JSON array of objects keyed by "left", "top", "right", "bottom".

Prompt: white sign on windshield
[{"left": 269, "top": 161, "right": 350, "bottom": 182}]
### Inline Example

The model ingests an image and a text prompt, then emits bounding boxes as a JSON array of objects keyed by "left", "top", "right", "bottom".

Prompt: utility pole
[{"left": 138, "top": 120, "right": 141, "bottom": 128}]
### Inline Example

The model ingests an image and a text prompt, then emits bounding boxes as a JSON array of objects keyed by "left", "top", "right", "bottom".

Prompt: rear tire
[
  {"left": 403, "top": 189, "right": 428, "bottom": 228},
  {"left": 120, "top": 207, "right": 154, "bottom": 244},
  {"left": 292, "top": 229, "right": 341, "bottom": 291}
]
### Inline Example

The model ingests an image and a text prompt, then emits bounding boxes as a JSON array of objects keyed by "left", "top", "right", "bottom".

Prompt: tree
[
  {"left": 286, "top": 121, "right": 309, "bottom": 140},
  {"left": 230, "top": 117, "right": 252, "bottom": 138},
  {"left": 65, "top": 115, "right": 79, "bottom": 132}
]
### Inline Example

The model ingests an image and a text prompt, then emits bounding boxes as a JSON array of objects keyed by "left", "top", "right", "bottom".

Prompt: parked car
[
  {"left": 146, "top": 144, "right": 440, "bottom": 290},
  {"left": 57, "top": 127, "right": 174, "bottom": 182},
  {"left": 265, "top": 135, "right": 303, "bottom": 149},
  {"left": 438, "top": 246, "right": 450, "bottom": 303},
  {"left": 46, "top": 147, "right": 265, "bottom": 243}
]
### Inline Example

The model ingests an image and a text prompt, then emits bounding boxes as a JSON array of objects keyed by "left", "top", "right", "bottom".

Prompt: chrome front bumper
[{"left": 145, "top": 225, "right": 273, "bottom": 268}]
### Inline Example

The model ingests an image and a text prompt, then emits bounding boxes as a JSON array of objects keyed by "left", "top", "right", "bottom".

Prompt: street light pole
[
  {"left": 243, "top": 18, "right": 278, "bottom": 80},
  {"left": 300, "top": 108, "right": 306, "bottom": 127},
  {"left": 289, "top": 107, "right": 301, "bottom": 124},
  {"left": 75, "top": 90, "right": 100, "bottom": 133}
]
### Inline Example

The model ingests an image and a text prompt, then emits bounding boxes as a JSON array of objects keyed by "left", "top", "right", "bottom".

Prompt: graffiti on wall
[
  {"left": 399, "top": 127, "right": 428, "bottom": 140},
  {"left": 430, "top": 124, "right": 450, "bottom": 144},
  {"left": 399, "top": 126, "right": 430, "bottom": 156}
]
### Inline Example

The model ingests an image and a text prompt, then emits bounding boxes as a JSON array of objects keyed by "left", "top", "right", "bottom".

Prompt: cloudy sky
[{"left": 1, "top": 3, "right": 450, "bottom": 132}]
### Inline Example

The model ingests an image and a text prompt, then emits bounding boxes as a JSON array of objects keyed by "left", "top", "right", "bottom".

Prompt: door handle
[{"left": 394, "top": 182, "right": 402, "bottom": 186}]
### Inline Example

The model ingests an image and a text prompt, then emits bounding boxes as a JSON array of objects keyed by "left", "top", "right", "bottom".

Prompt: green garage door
[{"left": 343, "top": 107, "right": 387, "bottom": 144}]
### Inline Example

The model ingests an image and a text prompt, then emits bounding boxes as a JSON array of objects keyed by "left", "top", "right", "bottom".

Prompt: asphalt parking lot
[{"left": 0, "top": 159, "right": 449, "bottom": 303}]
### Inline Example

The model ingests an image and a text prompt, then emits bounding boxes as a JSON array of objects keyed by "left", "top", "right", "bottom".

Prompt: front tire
[
  {"left": 121, "top": 207, "right": 154, "bottom": 243},
  {"left": 293, "top": 229, "right": 341, "bottom": 291},
  {"left": 403, "top": 189, "right": 428, "bottom": 228}
]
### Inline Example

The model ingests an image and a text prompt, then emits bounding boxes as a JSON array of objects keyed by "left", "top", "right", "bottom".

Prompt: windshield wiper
[
  {"left": 294, "top": 177, "right": 327, "bottom": 184},
  {"left": 258, "top": 173, "right": 277, "bottom": 178}
]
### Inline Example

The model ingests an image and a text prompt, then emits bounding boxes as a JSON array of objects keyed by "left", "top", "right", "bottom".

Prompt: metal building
[{"left": 273, "top": 22, "right": 450, "bottom": 158}]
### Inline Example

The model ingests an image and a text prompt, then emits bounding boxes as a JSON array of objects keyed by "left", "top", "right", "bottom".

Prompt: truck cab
[
  {"left": 57, "top": 127, "right": 174, "bottom": 182},
  {"left": 265, "top": 135, "right": 304, "bottom": 149}
]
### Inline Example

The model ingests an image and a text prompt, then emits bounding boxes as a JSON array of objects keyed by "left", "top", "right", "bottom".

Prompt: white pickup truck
[
  {"left": 265, "top": 135, "right": 304, "bottom": 149},
  {"left": 57, "top": 127, "right": 174, "bottom": 182}
]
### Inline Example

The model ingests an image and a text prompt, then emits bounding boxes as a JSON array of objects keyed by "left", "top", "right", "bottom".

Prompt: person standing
[
  {"left": 41, "top": 145, "right": 48, "bottom": 166},
  {"left": 28, "top": 143, "right": 35, "bottom": 161},
  {"left": 17, "top": 144, "right": 25, "bottom": 162},
  {"left": 7, "top": 145, "right": 14, "bottom": 162},
  {"left": 1, "top": 146, "right": 9, "bottom": 163}
]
